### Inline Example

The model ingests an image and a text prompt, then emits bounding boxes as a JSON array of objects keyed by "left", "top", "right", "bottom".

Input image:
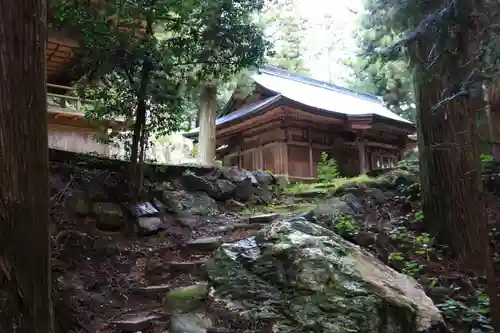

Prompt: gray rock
[
  {"left": 206, "top": 215, "right": 443, "bottom": 333},
  {"left": 314, "top": 197, "right": 355, "bottom": 218},
  {"left": 364, "top": 188, "right": 387, "bottom": 205},
  {"left": 222, "top": 166, "right": 258, "bottom": 185},
  {"left": 252, "top": 170, "right": 275, "bottom": 188},
  {"left": 170, "top": 313, "right": 212, "bottom": 333},
  {"left": 137, "top": 216, "right": 165, "bottom": 236},
  {"left": 129, "top": 202, "right": 160, "bottom": 217},
  {"left": 182, "top": 173, "right": 220, "bottom": 198},
  {"left": 93, "top": 202, "right": 125, "bottom": 231},
  {"left": 165, "top": 260, "right": 207, "bottom": 272},
  {"left": 248, "top": 213, "right": 279, "bottom": 224},
  {"left": 254, "top": 187, "right": 273, "bottom": 204},
  {"left": 341, "top": 193, "right": 364, "bottom": 214},
  {"left": 216, "top": 179, "right": 237, "bottom": 200},
  {"left": 111, "top": 313, "right": 161, "bottom": 332},
  {"left": 225, "top": 199, "right": 246, "bottom": 211},
  {"left": 234, "top": 178, "right": 255, "bottom": 202},
  {"left": 135, "top": 284, "right": 172, "bottom": 294},
  {"left": 163, "top": 283, "right": 209, "bottom": 312},
  {"left": 162, "top": 191, "right": 218, "bottom": 216},
  {"left": 187, "top": 237, "right": 223, "bottom": 251}
]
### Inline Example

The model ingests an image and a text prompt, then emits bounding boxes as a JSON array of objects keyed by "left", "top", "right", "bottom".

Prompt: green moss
[
  {"left": 329, "top": 175, "right": 391, "bottom": 195},
  {"left": 163, "top": 283, "right": 209, "bottom": 312}
]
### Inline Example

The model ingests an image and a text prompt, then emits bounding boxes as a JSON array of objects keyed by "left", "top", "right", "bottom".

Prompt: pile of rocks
[{"left": 71, "top": 166, "right": 278, "bottom": 235}]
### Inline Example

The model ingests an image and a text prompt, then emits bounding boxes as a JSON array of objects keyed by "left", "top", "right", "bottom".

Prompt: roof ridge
[{"left": 260, "top": 66, "right": 383, "bottom": 104}]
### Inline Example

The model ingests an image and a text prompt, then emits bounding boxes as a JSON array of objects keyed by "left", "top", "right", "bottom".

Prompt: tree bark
[
  {"left": 128, "top": 32, "right": 152, "bottom": 200},
  {"left": 198, "top": 84, "right": 218, "bottom": 165},
  {"left": 410, "top": 1, "right": 500, "bottom": 330},
  {"left": 0, "top": 0, "right": 54, "bottom": 332}
]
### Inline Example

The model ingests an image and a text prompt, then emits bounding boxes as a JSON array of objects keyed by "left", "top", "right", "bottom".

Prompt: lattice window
[{"left": 370, "top": 152, "right": 398, "bottom": 169}]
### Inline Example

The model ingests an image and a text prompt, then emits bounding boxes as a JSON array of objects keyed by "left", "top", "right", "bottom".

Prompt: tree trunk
[
  {"left": 129, "top": 94, "right": 147, "bottom": 199},
  {"left": 0, "top": 0, "right": 54, "bottom": 332},
  {"left": 410, "top": 1, "right": 500, "bottom": 330},
  {"left": 198, "top": 84, "right": 218, "bottom": 165}
]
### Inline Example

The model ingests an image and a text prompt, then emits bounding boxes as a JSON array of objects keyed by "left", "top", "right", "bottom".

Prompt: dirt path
[{"left": 53, "top": 211, "right": 280, "bottom": 333}]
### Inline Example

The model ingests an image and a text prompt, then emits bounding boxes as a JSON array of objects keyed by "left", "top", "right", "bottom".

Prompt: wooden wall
[
  {"left": 220, "top": 110, "right": 409, "bottom": 179},
  {"left": 48, "top": 124, "right": 110, "bottom": 156}
]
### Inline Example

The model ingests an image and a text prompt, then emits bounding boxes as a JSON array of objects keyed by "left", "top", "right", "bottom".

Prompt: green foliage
[
  {"left": 481, "top": 154, "right": 495, "bottom": 163},
  {"left": 438, "top": 295, "right": 493, "bottom": 332},
  {"left": 51, "top": 0, "right": 268, "bottom": 151},
  {"left": 388, "top": 251, "right": 422, "bottom": 277},
  {"left": 317, "top": 152, "right": 340, "bottom": 182},
  {"left": 259, "top": 0, "right": 310, "bottom": 74},
  {"left": 346, "top": 0, "right": 415, "bottom": 121},
  {"left": 333, "top": 213, "right": 359, "bottom": 238}
]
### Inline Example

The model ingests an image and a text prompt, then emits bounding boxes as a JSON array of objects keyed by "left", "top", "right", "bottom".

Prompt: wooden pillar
[
  {"left": 308, "top": 128, "right": 313, "bottom": 178},
  {"left": 259, "top": 135, "right": 264, "bottom": 170},
  {"left": 358, "top": 137, "right": 368, "bottom": 174},
  {"left": 282, "top": 142, "right": 289, "bottom": 176}
]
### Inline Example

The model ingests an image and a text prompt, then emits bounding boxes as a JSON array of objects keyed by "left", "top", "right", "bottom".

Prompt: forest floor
[{"left": 45, "top": 162, "right": 500, "bottom": 333}]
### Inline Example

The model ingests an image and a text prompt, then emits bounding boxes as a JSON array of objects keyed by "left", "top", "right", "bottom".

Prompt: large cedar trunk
[
  {"left": 198, "top": 85, "right": 218, "bottom": 165},
  {"left": 411, "top": 1, "right": 500, "bottom": 330},
  {"left": 0, "top": 0, "right": 54, "bottom": 332}
]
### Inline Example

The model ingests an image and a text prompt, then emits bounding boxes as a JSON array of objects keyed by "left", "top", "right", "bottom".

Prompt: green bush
[{"left": 317, "top": 152, "right": 340, "bottom": 182}]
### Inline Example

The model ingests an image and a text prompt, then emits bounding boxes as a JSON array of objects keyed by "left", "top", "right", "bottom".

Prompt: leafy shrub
[
  {"left": 481, "top": 154, "right": 494, "bottom": 163},
  {"left": 333, "top": 213, "right": 359, "bottom": 238},
  {"left": 317, "top": 152, "right": 340, "bottom": 182},
  {"left": 438, "top": 295, "right": 492, "bottom": 332}
]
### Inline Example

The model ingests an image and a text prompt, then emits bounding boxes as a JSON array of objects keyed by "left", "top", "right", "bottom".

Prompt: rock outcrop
[
  {"left": 69, "top": 165, "right": 277, "bottom": 235},
  {"left": 206, "top": 214, "right": 443, "bottom": 333}
]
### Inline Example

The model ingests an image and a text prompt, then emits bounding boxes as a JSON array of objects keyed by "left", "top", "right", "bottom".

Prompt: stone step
[
  {"left": 247, "top": 213, "right": 279, "bottom": 224},
  {"left": 134, "top": 284, "right": 172, "bottom": 294},
  {"left": 165, "top": 259, "right": 208, "bottom": 272},
  {"left": 111, "top": 312, "right": 162, "bottom": 332},
  {"left": 216, "top": 223, "right": 266, "bottom": 233},
  {"left": 185, "top": 237, "right": 223, "bottom": 251},
  {"left": 207, "top": 328, "right": 231, "bottom": 333}
]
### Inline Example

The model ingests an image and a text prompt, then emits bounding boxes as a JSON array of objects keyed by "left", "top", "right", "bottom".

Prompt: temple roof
[{"left": 185, "top": 66, "right": 413, "bottom": 137}]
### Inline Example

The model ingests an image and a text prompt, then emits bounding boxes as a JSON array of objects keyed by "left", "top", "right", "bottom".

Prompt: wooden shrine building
[{"left": 185, "top": 66, "right": 415, "bottom": 180}]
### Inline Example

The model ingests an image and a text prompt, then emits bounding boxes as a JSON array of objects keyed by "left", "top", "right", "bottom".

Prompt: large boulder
[
  {"left": 222, "top": 166, "right": 258, "bottom": 186},
  {"left": 93, "top": 202, "right": 125, "bottom": 231},
  {"left": 161, "top": 190, "right": 218, "bottom": 216},
  {"left": 252, "top": 170, "right": 275, "bottom": 188},
  {"left": 206, "top": 215, "right": 443, "bottom": 333},
  {"left": 314, "top": 195, "right": 363, "bottom": 218},
  {"left": 182, "top": 173, "right": 221, "bottom": 199},
  {"left": 234, "top": 178, "right": 255, "bottom": 203}
]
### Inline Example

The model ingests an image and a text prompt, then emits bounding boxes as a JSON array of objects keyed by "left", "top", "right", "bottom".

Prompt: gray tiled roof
[
  {"left": 185, "top": 66, "right": 412, "bottom": 137},
  {"left": 254, "top": 66, "right": 412, "bottom": 124}
]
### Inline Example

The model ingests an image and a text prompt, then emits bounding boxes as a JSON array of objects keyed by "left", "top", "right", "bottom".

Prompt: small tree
[{"left": 177, "top": 0, "right": 267, "bottom": 165}]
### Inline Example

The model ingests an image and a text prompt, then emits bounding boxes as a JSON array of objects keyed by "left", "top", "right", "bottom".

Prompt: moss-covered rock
[
  {"left": 206, "top": 215, "right": 442, "bottom": 333},
  {"left": 163, "top": 283, "right": 209, "bottom": 312},
  {"left": 93, "top": 202, "right": 125, "bottom": 231}
]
